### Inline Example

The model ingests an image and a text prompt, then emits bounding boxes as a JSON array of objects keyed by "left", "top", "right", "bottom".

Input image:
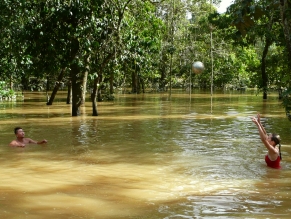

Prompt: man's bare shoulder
[
  {"left": 9, "top": 140, "right": 17, "bottom": 146},
  {"left": 9, "top": 140, "right": 25, "bottom": 147}
]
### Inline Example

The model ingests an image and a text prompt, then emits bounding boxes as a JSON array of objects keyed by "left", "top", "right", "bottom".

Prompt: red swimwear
[{"left": 265, "top": 155, "right": 281, "bottom": 169}]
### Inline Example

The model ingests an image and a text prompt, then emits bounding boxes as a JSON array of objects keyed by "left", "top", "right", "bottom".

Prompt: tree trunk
[
  {"left": 21, "top": 75, "right": 29, "bottom": 91},
  {"left": 47, "top": 68, "right": 66, "bottom": 105},
  {"left": 137, "top": 74, "right": 141, "bottom": 93},
  {"left": 71, "top": 64, "right": 82, "bottom": 116},
  {"left": 46, "top": 76, "right": 50, "bottom": 91},
  {"left": 81, "top": 71, "right": 88, "bottom": 104},
  {"left": 81, "top": 56, "right": 90, "bottom": 104},
  {"left": 140, "top": 77, "right": 145, "bottom": 93},
  {"left": 90, "top": 51, "right": 114, "bottom": 115},
  {"left": 97, "top": 73, "right": 103, "bottom": 102},
  {"left": 131, "top": 69, "right": 137, "bottom": 93},
  {"left": 159, "top": 56, "right": 167, "bottom": 91},
  {"left": 9, "top": 75, "right": 13, "bottom": 90},
  {"left": 68, "top": 35, "right": 80, "bottom": 116},
  {"left": 91, "top": 77, "right": 99, "bottom": 116},
  {"left": 261, "top": 38, "right": 271, "bottom": 99},
  {"left": 110, "top": 70, "right": 114, "bottom": 94},
  {"left": 66, "top": 81, "right": 72, "bottom": 104}
]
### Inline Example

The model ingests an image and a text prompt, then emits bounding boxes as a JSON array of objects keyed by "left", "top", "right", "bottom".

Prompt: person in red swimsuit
[{"left": 251, "top": 114, "right": 282, "bottom": 169}]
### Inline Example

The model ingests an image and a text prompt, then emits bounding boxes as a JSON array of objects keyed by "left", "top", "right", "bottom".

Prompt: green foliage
[
  {"left": 0, "top": 81, "right": 17, "bottom": 100},
  {"left": 0, "top": 0, "right": 290, "bottom": 117},
  {"left": 211, "top": 0, "right": 291, "bottom": 99},
  {"left": 118, "top": 0, "right": 164, "bottom": 91}
]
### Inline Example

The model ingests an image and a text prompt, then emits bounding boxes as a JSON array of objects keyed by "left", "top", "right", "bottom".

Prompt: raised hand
[
  {"left": 251, "top": 116, "right": 259, "bottom": 125},
  {"left": 257, "top": 113, "right": 261, "bottom": 124}
]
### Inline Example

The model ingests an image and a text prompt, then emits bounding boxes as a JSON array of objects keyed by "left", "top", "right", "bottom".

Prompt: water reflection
[{"left": 0, "top": 90, "right": 290, "bottom": 219}]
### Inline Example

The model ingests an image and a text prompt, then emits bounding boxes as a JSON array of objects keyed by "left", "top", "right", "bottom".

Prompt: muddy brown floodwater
[{"left": 0, "top": 90, "right": 291, "bottom": 219}]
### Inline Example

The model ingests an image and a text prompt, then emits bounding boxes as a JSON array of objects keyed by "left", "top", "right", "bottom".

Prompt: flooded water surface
[{"left": 1, "top": 90, "right": 291, "bottom": 219}]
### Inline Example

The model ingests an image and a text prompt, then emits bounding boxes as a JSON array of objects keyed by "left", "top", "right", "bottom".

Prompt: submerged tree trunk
[
  {"left": 110, "top": 70, "right": 114, "bottom": 94},
  {"left": 21, "top": 75, "right": 29, "bottom": 91},
  {"left": 136, "top": 74, "right": 141, "bottom": 93},
  {"left": 47, "top": 68, "right": 66, "bottom": 105},
  {"left": 69, "top": 35, "right": 81, "bottom": 116},
  {"left": 91, "top": 77, "right": 99, "bottom": 116},
  {"left": 71, "top": 64, "right": 83, "bottom": 116},
  {"left": 140, "top": 77, "right": 145, "bottom": 93},
  {"left": 97, "top": 73, "right": 103, "bottom": 102},
  {"left": 66, "top": 80, "right": 72, "bottom": 104},
  {"left": 158, "top": 49, "right": 168, "bottom": 91},
  {"left": 131, "top": 69, "right": 137, "bottom": 93},
  {"left": 9, "top": 75, "right": 13, "bottom": 90},
  {"left": 90, "top": 51, "right": 114, "bottom": 116},
  {"left": 81, "top": 71, "right": 88, "bottom": 104},
  {"left": 81, "top": 56, "right": 90, "bottom": 104}
]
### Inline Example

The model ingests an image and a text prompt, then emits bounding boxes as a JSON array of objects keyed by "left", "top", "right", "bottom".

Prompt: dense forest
[{"left": 0, "top": 0, "right": 290, "bottom": 117}]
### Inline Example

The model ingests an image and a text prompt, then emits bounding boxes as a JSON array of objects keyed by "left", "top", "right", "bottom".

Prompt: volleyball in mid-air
[{"left": 192, "top": 61, "right": 205, "bottom": 74}]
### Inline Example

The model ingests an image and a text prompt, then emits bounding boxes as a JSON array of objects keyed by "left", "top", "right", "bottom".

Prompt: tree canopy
[{"left": 0, "top": 0, "right": 290, "bottom": 118}]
